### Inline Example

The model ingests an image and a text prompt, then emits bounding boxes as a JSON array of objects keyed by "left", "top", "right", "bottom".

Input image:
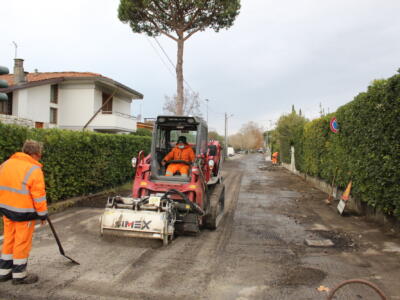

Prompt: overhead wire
[
  {"left": 145, "top": 36, "right": 176, "bottom": 78},
  {"left": 148, "top": 36, "right": 225, "bottom": 116}
]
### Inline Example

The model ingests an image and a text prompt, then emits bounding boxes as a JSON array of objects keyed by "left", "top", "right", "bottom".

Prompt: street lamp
[{"left": 205, "top": 99, "right": 209, "bottom": 124}]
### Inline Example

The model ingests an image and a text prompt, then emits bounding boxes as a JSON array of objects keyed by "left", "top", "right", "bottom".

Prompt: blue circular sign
[{"left": 330, "top": 117, "right": 339, "bottom": 133}]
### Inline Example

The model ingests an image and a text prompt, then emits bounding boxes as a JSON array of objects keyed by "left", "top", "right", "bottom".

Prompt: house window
[
  {"left": 50, "top": 84, "right": 58, "bottom": 104},
  {"left": 50, "top": 107, "right": 58, "bottom": 124},
  {"left": 0, "top": 92, "right": 12, "bottom": 115},
  {"left": 102, "top": 92, "right": 113, "bottom": 114}
]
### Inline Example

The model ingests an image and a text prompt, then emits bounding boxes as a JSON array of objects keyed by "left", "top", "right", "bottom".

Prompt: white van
[{"left": 227, "top": 147, "right": 235, "bottom": 157}]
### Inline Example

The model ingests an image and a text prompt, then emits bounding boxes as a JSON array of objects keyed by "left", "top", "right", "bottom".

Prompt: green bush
[
  {"left": 131, "top": 128, "right": 152, "bottom": 137},
  {"left": 336, "top": 77, "right": 400, "bottom": 216},
  {"left": 273, "top": 72, "right": 400, "bottom": 217},
  {"left": 274, "top": 111, "right": 308, "bottom": 163},
  {"left": 0, "top": 125, "right": 151, "bottom": 203}
]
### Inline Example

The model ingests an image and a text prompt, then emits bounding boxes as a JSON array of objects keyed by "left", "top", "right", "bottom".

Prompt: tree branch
[
  {"left": 149, "top": 0, "right": 175, "bottom": 29},
  {"left": 183, "top": 27, "right": 203, "bottom": 41},
  {"left": 142, "top": 10, "right": 178, "bottom": 41}
]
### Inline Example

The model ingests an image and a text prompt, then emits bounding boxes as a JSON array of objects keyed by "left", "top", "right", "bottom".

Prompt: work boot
[
  {"left": 0, "top": 273, "right": 12, "bottom": 282},
  {"left": 12, "top": 273, "right": 39, "bottom": 285}
]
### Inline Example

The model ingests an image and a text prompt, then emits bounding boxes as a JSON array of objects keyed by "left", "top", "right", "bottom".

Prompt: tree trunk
[{"left": 176, "top": 35, "right": 184, "bottom": 115}]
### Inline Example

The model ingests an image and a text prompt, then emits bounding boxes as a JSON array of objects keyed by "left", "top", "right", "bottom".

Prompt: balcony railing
[
  {"left": 92, "top": 111, "right": 137, "bottom": 132},
  {"left": 101, "top": 111, "right": 136, "bottom": 120}
]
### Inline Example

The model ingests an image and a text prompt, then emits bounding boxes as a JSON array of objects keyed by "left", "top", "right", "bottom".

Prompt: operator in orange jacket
[
  {"left": 162, "top": 136, "right": 195, "bottom": 177},
  {"left": 0, "top": 140, "right": 48, "bottom": 285},
  {"left": 272, "top": 151, "right": 279, "bottom": 166}
]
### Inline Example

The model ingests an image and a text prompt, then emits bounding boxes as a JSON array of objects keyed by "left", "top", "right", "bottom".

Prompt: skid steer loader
[{"left": 100, "top": 116, "right": 225, "bottom": 245}]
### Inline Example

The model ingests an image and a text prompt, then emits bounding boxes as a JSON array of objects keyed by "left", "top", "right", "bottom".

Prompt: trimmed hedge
[
  {"left": 0, "top": 124, "right": 151, "bottom": 203},
  {"left": 273, "top": 71, "right": 400, "bottom": 217},
  {"left": 274, "top": 111, "right": 307, "bottom": 164}
]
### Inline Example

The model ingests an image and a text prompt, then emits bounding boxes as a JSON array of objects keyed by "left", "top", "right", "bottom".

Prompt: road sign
[
  {"left": 330, "top": 117, "right": 339, "bottom": 133},
  {"left": 337, "top": 199, "right": 346, "bottom": 215}
]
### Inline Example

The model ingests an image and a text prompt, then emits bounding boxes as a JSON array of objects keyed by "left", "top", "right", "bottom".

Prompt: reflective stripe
[
  {"left": 33, "top": 196, "right": 47, "bottom": 203},
  {"left": 0, "top": 203, "right": 35, "bottom": 213},
  {"left": 12, "top": 271, "right": 27, "bottom": 279},
  {"left": 166, "top": 171, "right": 173, "bottom": 175},
  {"left": 0, "top": 269, "right": 12, "bottom": 275},
  {"left": 0, "top": 186, "right": 29, "bottom": 194},
  {"left": 22, "top": 166, "right": 40, "bottom": 187},
  {"left": 37, "top": 210, "right": 48, "bottom": 216},
  {"left": 0, "top": 165, "right": 40, "bottom": 195},
  {"left": 0, "top": 165, "right": 43, "bottom": 212},
  {"left": 1, "top": 254, "right": 13, "bottom": 260},
  {"left": 13, "top": 258, "right": 28, "bottom": 265}
]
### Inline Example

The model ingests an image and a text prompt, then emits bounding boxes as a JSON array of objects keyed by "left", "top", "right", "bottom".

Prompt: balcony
[{"left": 90, "top": 111, "right": 137, "bottom": 133}]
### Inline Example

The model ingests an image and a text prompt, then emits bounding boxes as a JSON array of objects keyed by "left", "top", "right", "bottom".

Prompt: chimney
[{"left": 14, "top": 58, "right": 26, "bottom": 85}]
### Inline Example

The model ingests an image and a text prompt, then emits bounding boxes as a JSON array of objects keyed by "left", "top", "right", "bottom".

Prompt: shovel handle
[{"left": 46, "top": 216, "right": 65, "bottom": 256}]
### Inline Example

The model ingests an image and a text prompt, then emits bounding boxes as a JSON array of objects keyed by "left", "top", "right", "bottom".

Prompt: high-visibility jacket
[
  {"left": 0, "top": 152, "right": 48, "bottom": 221},
  {"left": 163, "top": 145, "right": 195, "bottom": 163}
]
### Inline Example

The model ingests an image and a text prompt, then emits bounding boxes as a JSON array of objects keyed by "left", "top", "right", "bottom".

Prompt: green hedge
[
  {"left": 273, "top": 71, "right": 400, "bottom": 217},
  {"left": 0, "top": 124, "right": 151, "bottom": 203},
  {"left": 274, "top": 111, "right": 307, "bottom": 164}
]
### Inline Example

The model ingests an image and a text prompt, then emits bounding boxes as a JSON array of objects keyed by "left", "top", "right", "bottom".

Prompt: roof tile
[{"left": 0, "top": 72, "right": 103, "bottom": 86}]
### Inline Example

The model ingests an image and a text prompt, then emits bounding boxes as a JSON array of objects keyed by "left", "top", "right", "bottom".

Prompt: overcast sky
[{"left": 1, "top": 0, "right": 399, "bottom": 134}]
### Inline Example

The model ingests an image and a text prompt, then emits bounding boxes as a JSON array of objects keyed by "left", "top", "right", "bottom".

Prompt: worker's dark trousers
[{"left": 0, "top": 217, "right": 35, "bottom": 280}]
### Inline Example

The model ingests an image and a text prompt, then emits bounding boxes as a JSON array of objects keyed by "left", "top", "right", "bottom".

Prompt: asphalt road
[{"left": 0, "top": 154, "right": 399, "bottom": 299}]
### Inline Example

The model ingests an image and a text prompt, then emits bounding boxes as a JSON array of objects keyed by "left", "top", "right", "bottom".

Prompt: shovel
[{"left": 46, "top": 216, "right": 80, "bottom": 265}]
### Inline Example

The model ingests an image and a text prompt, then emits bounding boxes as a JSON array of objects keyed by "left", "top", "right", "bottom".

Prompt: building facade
[{"left": 0, "top": 59, "right": 143, "bottom": 133}]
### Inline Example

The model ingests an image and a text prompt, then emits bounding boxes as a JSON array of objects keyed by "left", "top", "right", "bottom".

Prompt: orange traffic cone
[{"left": 341, "top": 181, "right": 352, "bottom": 201}]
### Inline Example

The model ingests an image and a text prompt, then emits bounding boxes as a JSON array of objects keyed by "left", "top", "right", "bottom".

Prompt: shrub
[
  {"left": 131, "top": 128, "right": 152, "bottom": 137},
  {"left": 273, "top": 71, "right": 400, "bottom": 217},
  {"left": 274, "top": 111, "right": 308, "bottom": 163},
  {"left": 0, "top": 125, "right": 151, "bottom": 203}
]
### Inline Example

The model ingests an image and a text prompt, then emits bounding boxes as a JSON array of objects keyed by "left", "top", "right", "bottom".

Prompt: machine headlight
[
  {"left": 131, "top": 157, "right": 137, "bottom": 168},
  {"left": 208, "top": 160, "right": 215, "bottom": 169}
]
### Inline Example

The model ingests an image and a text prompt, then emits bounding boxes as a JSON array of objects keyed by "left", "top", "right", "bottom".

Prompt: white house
[{"left": 0, "top": 59, "right": 143, "bottom": 133}]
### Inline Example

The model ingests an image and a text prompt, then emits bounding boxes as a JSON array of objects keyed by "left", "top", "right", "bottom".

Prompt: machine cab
[{"left": 151, "top": 116, "right": 208, "bottom": 182}]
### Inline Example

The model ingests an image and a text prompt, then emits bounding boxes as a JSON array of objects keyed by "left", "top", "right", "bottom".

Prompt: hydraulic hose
[
  {"left": 327, "top": 279, "right": 387, "bottom": 300},
  {"left": 162, "top": 189, "right": 205, "bottom": 216}
]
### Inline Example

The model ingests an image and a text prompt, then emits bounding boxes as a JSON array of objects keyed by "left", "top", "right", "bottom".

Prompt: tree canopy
[
  {"left": 163, "top": 88, "right": 202, "bottom": 117},
  {"left": 118, "top": 0, "right": 241, "bottom": 40},
  {"left": 229, "top": 122, "right": 264, "bottom": 150},
  {"left": 118, "top": 0, "right": 241, "bottom": 115}
]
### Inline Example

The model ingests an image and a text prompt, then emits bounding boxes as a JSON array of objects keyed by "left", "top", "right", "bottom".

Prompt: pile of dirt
[
  {"left": 277, "top": 266, "right": 326, "bottom": 287},
  {"left": 310, "top": 230, "right": 358, "bottom": 251}
]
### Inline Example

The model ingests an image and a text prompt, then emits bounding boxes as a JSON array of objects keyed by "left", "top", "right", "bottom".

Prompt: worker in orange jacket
[
  {"left": 162, "top": 136, "right": 195, "bottom": 177},
  {"left": 0, "top": 140, "right": 48, "bottom": 285},
  {"left": 272, "top": 151, "right": 279, "bottom": 166}
]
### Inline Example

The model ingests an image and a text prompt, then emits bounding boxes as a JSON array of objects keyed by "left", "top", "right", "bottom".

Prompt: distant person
[
  {"left": 0, "top": 140, "right": 48, "bottom": 284},
  {"left": 272, "top": 152, "right": 279, "bottom": 166},
  {"left": 162, "top": 136, "right": 195, "bottom": 177}
]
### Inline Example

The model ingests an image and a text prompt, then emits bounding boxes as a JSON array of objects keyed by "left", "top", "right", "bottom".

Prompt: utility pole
[
  {"left": 205, "top": 99, "right": 209, "bottom": 124},
  {"left": 224, "top": 113, "right": 227, "bottom": 157},
  {"left": 224, "top": 112, "right": 233, "bottom": 158}
]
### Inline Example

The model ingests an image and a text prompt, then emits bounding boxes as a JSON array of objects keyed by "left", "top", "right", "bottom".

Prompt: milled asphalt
[{"left": 0, "top": 154, "right": 399, "bottom": 299}]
